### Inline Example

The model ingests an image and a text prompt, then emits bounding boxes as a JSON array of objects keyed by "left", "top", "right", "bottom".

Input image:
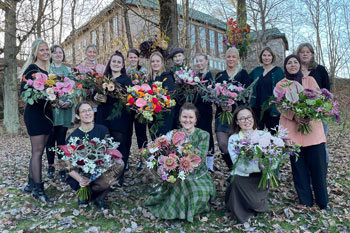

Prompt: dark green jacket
[{"left": 249, "top": 66, "right": 284, "bottom": 116}]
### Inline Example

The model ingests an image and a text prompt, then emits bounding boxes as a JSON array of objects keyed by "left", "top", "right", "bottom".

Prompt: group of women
[{"left": 19, "top": 38, "right": 330, "bottom": 223}]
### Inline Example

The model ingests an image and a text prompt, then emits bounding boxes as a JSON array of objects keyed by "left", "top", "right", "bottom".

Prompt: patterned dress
[{"left": 145, "top": 128, "right": 216, "bottom": 222}]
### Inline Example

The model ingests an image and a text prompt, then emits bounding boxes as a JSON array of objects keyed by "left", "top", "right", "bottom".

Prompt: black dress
[
  {"left": 309, "top": 65, "right": 330, "bottom": 90},
  {"left": 21, "top": 64, "right": 53, "bottom": 136},
  {"left": 215, "top": 69, "right": 252, "bottom": 132},
  {"left": 149, "top": 71, "right": 175, "bottom": 138},
  {"left": 195, "top": 71, "right": 214, "bottom": 153}
]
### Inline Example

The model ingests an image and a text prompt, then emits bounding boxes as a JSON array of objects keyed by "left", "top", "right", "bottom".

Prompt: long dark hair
[
  {"left": 104, "top": 51, "right": 126, "bottom": 77},
  {"left": 229, "top": 105, "right": 258, "bottom": 135},
  {"left": 127, "top": 48, "right": 141, "bottom": 70}
]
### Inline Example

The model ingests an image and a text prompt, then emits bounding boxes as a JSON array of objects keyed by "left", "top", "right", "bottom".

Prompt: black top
[
  {"left": 255, "top": 67, "right": 276, "bottom": 107},
  {"left": 215, "top": 69, "right": 252, "bottom": 117},
  {"left": 21, "top": 64, "right": 53, "bottom": 136},
  {"left": 67, "top": 124, "right": 109, "bottom": 142},
  {"left": 154, "top": 71, "right": 175, "bottom": 91},
  {"left": 309, "top": 65, "right": 330, "bottom": 91},
  {"left": 96, "top": 73, "right": 133, "bottom": 133}
]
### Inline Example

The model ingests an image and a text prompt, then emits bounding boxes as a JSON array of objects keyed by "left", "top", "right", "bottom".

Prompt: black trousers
[
  {"left": 131, "top": 115, "right": 148, "bottom": 149},
  {"left": 196, "top": 102, "right": 214, "bottom": 154},
  {"left": 290, "top": 143, "right": 328, "bottom": 208},
  {"left": 254, "top": 108, "right": 280, "bottom": 134}
]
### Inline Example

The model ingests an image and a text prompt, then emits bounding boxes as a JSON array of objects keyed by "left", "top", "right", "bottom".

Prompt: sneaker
[
  {"left": 47, "top": 166, "right": 55, "bottom": 179},
  {"left": 58, "top": 170, "right": 67, "bottom": 182}
]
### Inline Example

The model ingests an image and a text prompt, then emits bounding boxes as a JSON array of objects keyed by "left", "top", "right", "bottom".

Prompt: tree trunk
[
  {"left": 50, "top": 0, "right": 55, "bottom": 44},
  {"left": 182, "top": 0, "right": 190, "bottom": 57},
  {"left": 59, "top": 0, "right": 64, "bottom": 44},
  {"left": 36, "top": 0, "right": 44, "bottom": 38},
  {"left": 159, "top": 0, "right": 178, "bottom": 50},
  {"left": 4, "top": 0, "right": 21, "bottom": 134},
  {"left": 71, "top": 0, "right": 77, "bottom": 66},
  {"left": 236, "top": 0, "right": 247, "bottom": 28},
  {"left": 120, "top": 0, "right": 133, "bottom": 49}
]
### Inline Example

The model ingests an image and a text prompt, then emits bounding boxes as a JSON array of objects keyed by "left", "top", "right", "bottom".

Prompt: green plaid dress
[{"left": 145, "top": 128, "right": 216, "bottom": 222}]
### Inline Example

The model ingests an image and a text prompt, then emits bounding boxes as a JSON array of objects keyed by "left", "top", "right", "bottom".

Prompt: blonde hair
[
  {"left": 18, "top": 39, "right": 50, "bottom": 79},
  {"left": 148, "top": 52, "right": 165, "bottom": 80},
  {"left": 225, "top": 47, "right": 242, "bottom": 79}
]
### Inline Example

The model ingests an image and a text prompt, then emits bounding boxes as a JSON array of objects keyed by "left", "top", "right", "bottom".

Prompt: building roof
[{"left": 250, "top": 28, "right": 289, "bottom": 50}]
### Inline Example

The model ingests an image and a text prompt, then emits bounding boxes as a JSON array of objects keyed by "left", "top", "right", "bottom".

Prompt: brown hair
[
  {"left": 179, "top": 102, "right": 199, "bottom": 120},
  {"left": 229, "top": 105, "right": 258, "bottom": 135},
  {"left": 259, "top": 47, "right": 276, "bottom": 64},
  {"left": 50, "top": 44, "right": 66, "bottom": 63},
  {"left": 296, "top": 43, "right": 318, "bottom": 70},
  {"left": 74, "top": 101, "right": 94, "bottom": 124}
]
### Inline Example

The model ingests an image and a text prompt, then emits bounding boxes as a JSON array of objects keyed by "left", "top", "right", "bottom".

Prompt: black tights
[
  {"left": 45, "top": 126, "right": 68, "bottom": 165},
  {"left": 29, "top": 134, "right": 50, "bottom": 183},
  {"left": 216, "top": 131, "right": 233, "bottom": 169}
]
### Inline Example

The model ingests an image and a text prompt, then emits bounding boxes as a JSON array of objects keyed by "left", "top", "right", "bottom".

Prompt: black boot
[
  {"left": 32, "top": 182, "right": 52, "bottom": 202},
  {"left": 23, "top": 176, "right": 34, "bottom": 193}
]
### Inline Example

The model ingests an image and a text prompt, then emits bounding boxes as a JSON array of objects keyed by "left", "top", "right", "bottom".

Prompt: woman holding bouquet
[
  {"left": 65, "top": 101, "right": 124, "bottom": 208},
  {"left": 95, "top": 51, "right": 132, "bottom": 186},
  {"left": 194, "top": 54, "right": 215, "bottom": 171},
  {"left": 147, "top": 51, "right": 175, "bottom": 138},
  {"left": 215, "top": 47, "right": 252, "bottom": 169},
  {"left": 145, "top": 103, "right": 216, "bottom": 222},
  {"left": 79, "top": 44, "right": 105, "bottom": 74},
  {"left": 249, "top": 47, "right": 284, "bottom": 132},
  {"left": 45, "top": 45, "right": 74, "bottom": 180},
  {"left": 126, "top": 48, "right": 148, "bottom": 171},
  {"left": 275, "top": 55, "right": 329, "bottom": 210},
  {"left": 226, "top": 105, "right": 270, "bottom": 223},
  {"left": 21, "top": 39, "right": 53, "bottom": 202}
]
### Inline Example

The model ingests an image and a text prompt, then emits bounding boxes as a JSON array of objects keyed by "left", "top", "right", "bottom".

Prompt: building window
[
  {"left": 218, "top": 33, "right": 224, "bottom": 55},
  {"left": 209, "top": 30, "right": 215, "bottom": 56},
  {"left": 99, "top": 25, "right": 103, "bottom": 47},
  {"left": 189, "top": 24, "right": 195, "bottom": 45},
  {"left": 113, "top": 16, "right": 118, "bottom": 38},
  {"left": 178, "top": 21, "right": 183, "bottom": 40},
  {"left": 91, "top": 30, "right": 97, "bottom": 45},
  {"left": 209, "top": 59, "right": 213, "bottom": 68},
  {"left": 199, "top": 27, "right": 206, "bottom": 51}
]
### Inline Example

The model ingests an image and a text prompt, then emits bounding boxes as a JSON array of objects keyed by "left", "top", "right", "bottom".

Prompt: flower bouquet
[
  {"left": 139, "top": 34, "right": 169, "bottom": 59},
  {"left": 174, "top": 67, "right": 207, "bottom": 103},
  {"left": 270, "top": 80, "right": 340, "bottom": 134},
  {"left": 124, "top": 82, "right": 176, "bottom": 126},
  {"left": 229, "top": 126, "right": 300, "bottom": 189},
  {"left": 21, "top": 73, "right": 76, "bottom": 107},
  {"left": 199, "top": 80, "right": 250, "bottom": 125},
  {"left": 127, "top": 67, "right": 148, "bottom": 85},
  {"left": 51, "top": 135, "right": 122, "bottom": 201},
  {"left": 139, "top": 130, "right": 201, "bottom": 184},
  {"left": 223, "top": 18, "right": 251, "bottom": 57}
]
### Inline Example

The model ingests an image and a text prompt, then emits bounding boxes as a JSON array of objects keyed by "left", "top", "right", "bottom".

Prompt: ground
[{"left": 0, "top": 79, "right": 349, "bottom": 233}]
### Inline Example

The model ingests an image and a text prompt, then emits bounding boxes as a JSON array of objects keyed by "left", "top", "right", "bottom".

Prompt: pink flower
[
  {"left": 237, "top": 86, "right": 244, "bottom": 92},
  {"left": 172, "top": 131, "right": 186, "bottom": 146},
  {"left": 141, "top": 83, "right": 151, "bottom": 91},
  {"left": 179, "top": 157, "right": 193, "bottom": 172},
  {"left": 106, "top": 149, "right": 123, "bottom": 159},
  {"left": 169, "top": 153, "right": 179, "bottom": 160},
  {"left": 184, "top": 151, "right": 201, "bottom": 167},
  {"left": 132, "top": 85, "right": 141, "bottom": 92},
  {"left": 95, "top": 64, "right": 105, "bottom": 74},
  {"left": 33, "top": 73, "right": 48, "bottom": 91},
  {"left": 135, "top": 98, "right": 147, "bottom": 108},
  {"left": 229, "top": 92, "right": 238, "bottom": 98},
  {"left": 155, "top": 137, "right": 171, "bottom": 148},
  {"left": 157, "top": 166, "right": 165, "bottom": 175},
  {"left": 62, "top": 78, "right": 75, "bottom": 93},
  {"left": 158, "top": 155, "right": 166, "bottom": 165},
  {"left": 27, "top": 79, "right": 33, "bottom": 86},
  {"left": 228, "top": 99, "right": 235, "bottom": 105},
  {"left": 163, "top": 156, "right": 178, "bottom": 171}
]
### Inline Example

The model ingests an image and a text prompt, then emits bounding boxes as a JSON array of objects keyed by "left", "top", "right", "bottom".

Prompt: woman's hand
[
  {"left": 221, "top": 105, "right": 232, "bottom": 112},
  {"left": 58, "top": 100, "right": 72, "bottom": 109},
  {"left": 94, "top": 93, "right": 107, "bottom": 103},
  {"left": 78, "top": 176, "right": 90, "bottom": 187},
  {"left": 294, "top": 115, "right": 310, "bottom": 125}
]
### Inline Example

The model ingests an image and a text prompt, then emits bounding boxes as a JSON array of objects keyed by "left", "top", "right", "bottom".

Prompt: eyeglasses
[
  {"left": 237, "top": 116, "right": 253, "bottom": 122},
  {"left": 80, "top": 109, "right": 93, "bottom": 114}
]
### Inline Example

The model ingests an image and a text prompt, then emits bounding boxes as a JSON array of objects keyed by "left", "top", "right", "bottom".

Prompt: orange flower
[{"left": 76, "top": 83, "right": 83, "bottom": 89}]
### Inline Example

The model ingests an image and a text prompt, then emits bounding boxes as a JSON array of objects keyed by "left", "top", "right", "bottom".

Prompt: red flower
[
  {"left": 154, "top": 104, "right": 162, "bottom": 113},
  {"left": 58, "top": 145, "right": 76, "bottom": 156},
  {"left": 151, "top": 84, "right": 157, "bottom": 89},
  {"left": 106, "top": 149, "right": 123, "bottom": 159},
  {"left": 147, "top": 90, "right": 155, "bottom": 95},
  {"left": 96, "top": 160, "right": 104, "bottom": 165},
  {"left": 128, "top": 97, "right": 135, "bottom": 105},
  {"left": 152, "top": 97, "right": 158, "bottom": 104},
  {"left": 89, "top": 140, "right": 96, "bottom": 146},
  {"left": 77, "top": 144, "right": 85, "bottom": 150},
  {"left": 77, "top": 160, "right": 85, "bottom": 166},
  {"left": 166, "top": 96, "right": 171, "bottom": 100}
]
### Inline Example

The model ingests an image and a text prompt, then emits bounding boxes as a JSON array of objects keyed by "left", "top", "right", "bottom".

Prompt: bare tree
[
  {"left": 236, "top": 0, "right": 247, "bottom": 28},
  {"left": 70, "top": 0, "right": 77, "bottom": 66},
  {"left": 159, "top": 0, "right": 178, "bottom": 49},
  {"left": 119, "top": 0, "right": 133, "bottom": 49}
]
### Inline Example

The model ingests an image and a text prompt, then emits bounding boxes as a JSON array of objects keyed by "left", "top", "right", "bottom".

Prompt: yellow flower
[
  {"left": 247, "top": 34, "right": 251, "bottom": 39},
  {"left": 167, "top": 175, "right": 176, "bottom": 183},
  {"left": 48, "top": 74, "right": 56, "bottom": 80},
  {"left": 45, "top": 79, "right": 56, "bottom": 87}
]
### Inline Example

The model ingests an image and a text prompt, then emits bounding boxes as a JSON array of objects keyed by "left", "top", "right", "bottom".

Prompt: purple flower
[
  {"left": 317, "top": 107, "right": 323, "bottom": 112},
  {"left": 268, "top": 158, "right": 273, "bottom": 163},
  {"left": 321, "top": 88, "right": 334, "bottom": 99},
  {"left": 303, "top": 88, "right": 319, "bottom": 99}
]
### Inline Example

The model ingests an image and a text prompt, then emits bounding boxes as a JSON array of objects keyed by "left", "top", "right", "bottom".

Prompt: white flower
[
  {"left": 259, "top": 133, "right": 272, "bottom": 148},
  {"left": 194, "top": 76, "right": 200, "bottom": 82},
  {"left": 178, "top": 171, "right": 186, "bottom": 181},
  {"left": 272, "top": 137, "right": 285, "bottom": 147},
  {"left": 46, "top": 87, "right": 54, "bottom": 95},
  {"left": 149, "top": 147, "right": 159, "bottom": 153},
  {"left": 146, "top": 161, "right": 154, "bottom": 169},
  {"left": 48, "top": 94, "right": 56, "bottom": 101}
]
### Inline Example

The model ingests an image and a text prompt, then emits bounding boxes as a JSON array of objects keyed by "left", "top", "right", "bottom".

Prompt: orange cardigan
[{"left": 275, "top": 77, "right": 326, "bottom": 147}]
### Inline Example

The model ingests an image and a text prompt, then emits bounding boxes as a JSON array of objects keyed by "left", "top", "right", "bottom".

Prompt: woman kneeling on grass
[{"left": 63, "top": 101, "right": 124, "bottom": 209}]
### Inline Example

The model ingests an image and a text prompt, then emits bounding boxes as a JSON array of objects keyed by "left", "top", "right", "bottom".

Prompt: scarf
[{"left": 284, "top": 54, "right": 303, "bottom": 84}]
